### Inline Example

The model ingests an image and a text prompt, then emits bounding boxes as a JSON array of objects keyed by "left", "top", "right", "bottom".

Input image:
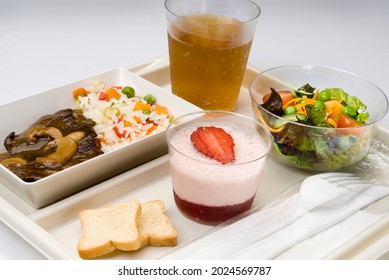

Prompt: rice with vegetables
[{"left": 73, "top": 80, "right": 173, "bottom": 153}]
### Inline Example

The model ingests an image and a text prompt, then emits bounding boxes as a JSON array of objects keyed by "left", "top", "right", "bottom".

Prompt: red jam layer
[{"left": 173, "top": 191, "right": 255, "bottom": 225}]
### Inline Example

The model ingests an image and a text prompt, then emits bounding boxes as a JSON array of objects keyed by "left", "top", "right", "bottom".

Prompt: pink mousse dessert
[{"left": 166, "top": 111, "right": 272, "bottom": 224}]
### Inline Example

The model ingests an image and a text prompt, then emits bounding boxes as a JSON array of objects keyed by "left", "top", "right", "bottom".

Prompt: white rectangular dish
[
  {"left": 0, "top": 68, "right": 199, "bottom": 208},
  {"left": 0, "top": 56, "right": 388, "bottom": 259}
]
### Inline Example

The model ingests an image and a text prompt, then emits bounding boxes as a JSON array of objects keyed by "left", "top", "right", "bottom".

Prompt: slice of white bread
[
  {"left": 77, "top": 200, "right": 142, "bottom": 259},
  {"left": 137, "top": 200, "right": 178, "bottom": 249},
  {"left": 77, "top": 199, "right": 177, "bottom": 259}
]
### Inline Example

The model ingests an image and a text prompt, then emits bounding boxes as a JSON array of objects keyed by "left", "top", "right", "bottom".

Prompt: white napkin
[
  {"left": 161, "top": 173, "right": 389, "bottom": 260},
  {"left": 229, "top": 177, "right": 389, "bottom": 259},
  {"left": 275, "top": 203, "right": 388, "bottom": 259}
]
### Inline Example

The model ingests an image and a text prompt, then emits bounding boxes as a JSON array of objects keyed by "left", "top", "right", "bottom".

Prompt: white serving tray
[{"left": 0, "top": 56, "right": 388, "bottom": 259}]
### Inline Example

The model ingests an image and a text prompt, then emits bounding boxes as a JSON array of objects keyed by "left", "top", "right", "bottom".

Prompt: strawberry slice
[{"left": 190, "top": 126, "right": 235, "bottom": 164}]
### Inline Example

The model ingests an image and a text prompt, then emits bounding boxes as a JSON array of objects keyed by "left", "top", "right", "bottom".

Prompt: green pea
[
  {"left": 317, "top": 91, "right": 331, "bottom": 102},
  {"left": 143, "top": 94, "right": 156, "bottom": 105},
  {"left": 284, "top": 106, "right": 297, "bottom": 115},
  {"left": 313, "top": 101, "right": 326, "bottom": 111},
  {"left": 143, "top": 110, "right": 152, "bottom": 115},
  {"left": 342, "top": 106, "right": 357, "bottom": 118},
  {"left": 121, "top": 86, "right": 135, "bottom": 98}
]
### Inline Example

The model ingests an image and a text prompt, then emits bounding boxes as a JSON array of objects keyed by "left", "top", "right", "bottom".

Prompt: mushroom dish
[{"left": 1, "top": 109, "right": 103, "bottom": 182}]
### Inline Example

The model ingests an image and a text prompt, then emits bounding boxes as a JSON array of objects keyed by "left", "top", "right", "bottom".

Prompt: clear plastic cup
[
  {"left": 166, "top": 110, "right": 272, "bottom": 224},
  {"left": 165, "top": 0, "right": 261, "bottom": 111}
]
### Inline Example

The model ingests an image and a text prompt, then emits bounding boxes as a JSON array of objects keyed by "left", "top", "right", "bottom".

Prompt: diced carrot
[
  {"left": 105, "top": 87, "right": 121, "bottom": 100},
  {"left": 133, "top": 116, "right": 142, "bottom": 123},
  {"left": 154, "top": 104, "right": 169, "bottom": 115},
  {"left": 72, "top": 87, "right": 89, "bottom": 99},
  {"left": 134, "top": 102, "right": 151, "bottom": 111},
  {"left": 146, "top": 124, "right": 158, "bottom": 135},
  {"left": 123, "top": 121, "right": 133, "bottom": 127}
]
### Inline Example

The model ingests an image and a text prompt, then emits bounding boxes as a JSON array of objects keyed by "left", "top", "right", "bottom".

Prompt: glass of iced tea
[{"left": 164, "top": 0, "right": 261, "bottom": 111}]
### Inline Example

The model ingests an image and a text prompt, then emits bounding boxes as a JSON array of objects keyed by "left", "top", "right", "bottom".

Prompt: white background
[{"left": 0, "top": 0, "right": 388, "bottom": 259}]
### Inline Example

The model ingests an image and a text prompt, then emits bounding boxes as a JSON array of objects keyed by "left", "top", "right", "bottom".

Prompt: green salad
[{"left": 258, "top": 84, "right": 372, "bottom": 170}]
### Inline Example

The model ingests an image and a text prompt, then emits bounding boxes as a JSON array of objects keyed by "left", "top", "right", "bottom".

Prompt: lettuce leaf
[
  {"left": 320, "top": 88, "right": 367, "bottom": 112},
  {"left": 320, "top": 87, "right": 369, "bottom": 123},
  {"left": 305, "top": 105, "right": 331, "bottom": 127},
  {"left": 356, "top": 112, "right": 369, "bottom": 123},
  {"left": 261, "top": 87, "right": 283, "bottom": 116}
]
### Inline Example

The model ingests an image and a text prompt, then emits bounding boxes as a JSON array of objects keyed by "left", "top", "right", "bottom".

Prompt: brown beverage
[{"left": 167, "top": 14, "right": 252, "bottom": 111}]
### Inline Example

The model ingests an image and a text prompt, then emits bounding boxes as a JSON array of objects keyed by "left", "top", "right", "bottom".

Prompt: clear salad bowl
[{"left": 249, "top": 65, "right": 389, "bottom": 171}]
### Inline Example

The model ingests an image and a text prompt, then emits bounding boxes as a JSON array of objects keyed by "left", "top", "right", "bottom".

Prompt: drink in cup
[
  {"left": 165, "top": 0, "right": 261, "bottom": 111},
  {"left": 166, "top": 111, "right": 272, "bottom": 224}
]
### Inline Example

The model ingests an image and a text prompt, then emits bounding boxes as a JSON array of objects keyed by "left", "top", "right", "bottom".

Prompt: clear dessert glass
[{"left": 166, "top": 110, "right": 272, "bottom": 224}]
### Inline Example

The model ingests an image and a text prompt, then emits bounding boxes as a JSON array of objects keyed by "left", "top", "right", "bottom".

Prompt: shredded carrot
[
  {"left": 134, "top": 102, "right": 151, "bottom": 111},
  {"left": 295, "top": 103, "right": 306, "bottom": 114},
  {"left": 312, "top": 89, "right": 320, "bottom": 100},
  {"left": 255, "top": 108, "right": 285, "bottom": 133},
  {"left": 284, "top": 96, "right": 316, "bottom": 116},
  {"left": 283, "top": 97, "right": 301, "bottom": 108},
  {"left": 302, "top": 95, "right": 316, "bottom": 105},
  {"left": 327, "top": 107, "right": 343, "bottom": 119},
  {"left": 326, "top": 117, "right": 338, "bottom": 128}
]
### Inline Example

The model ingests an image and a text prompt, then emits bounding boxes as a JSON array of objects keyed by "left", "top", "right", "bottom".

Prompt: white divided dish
[{"left": 0, "top": 68, "right": 200, "bottom": 208}]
